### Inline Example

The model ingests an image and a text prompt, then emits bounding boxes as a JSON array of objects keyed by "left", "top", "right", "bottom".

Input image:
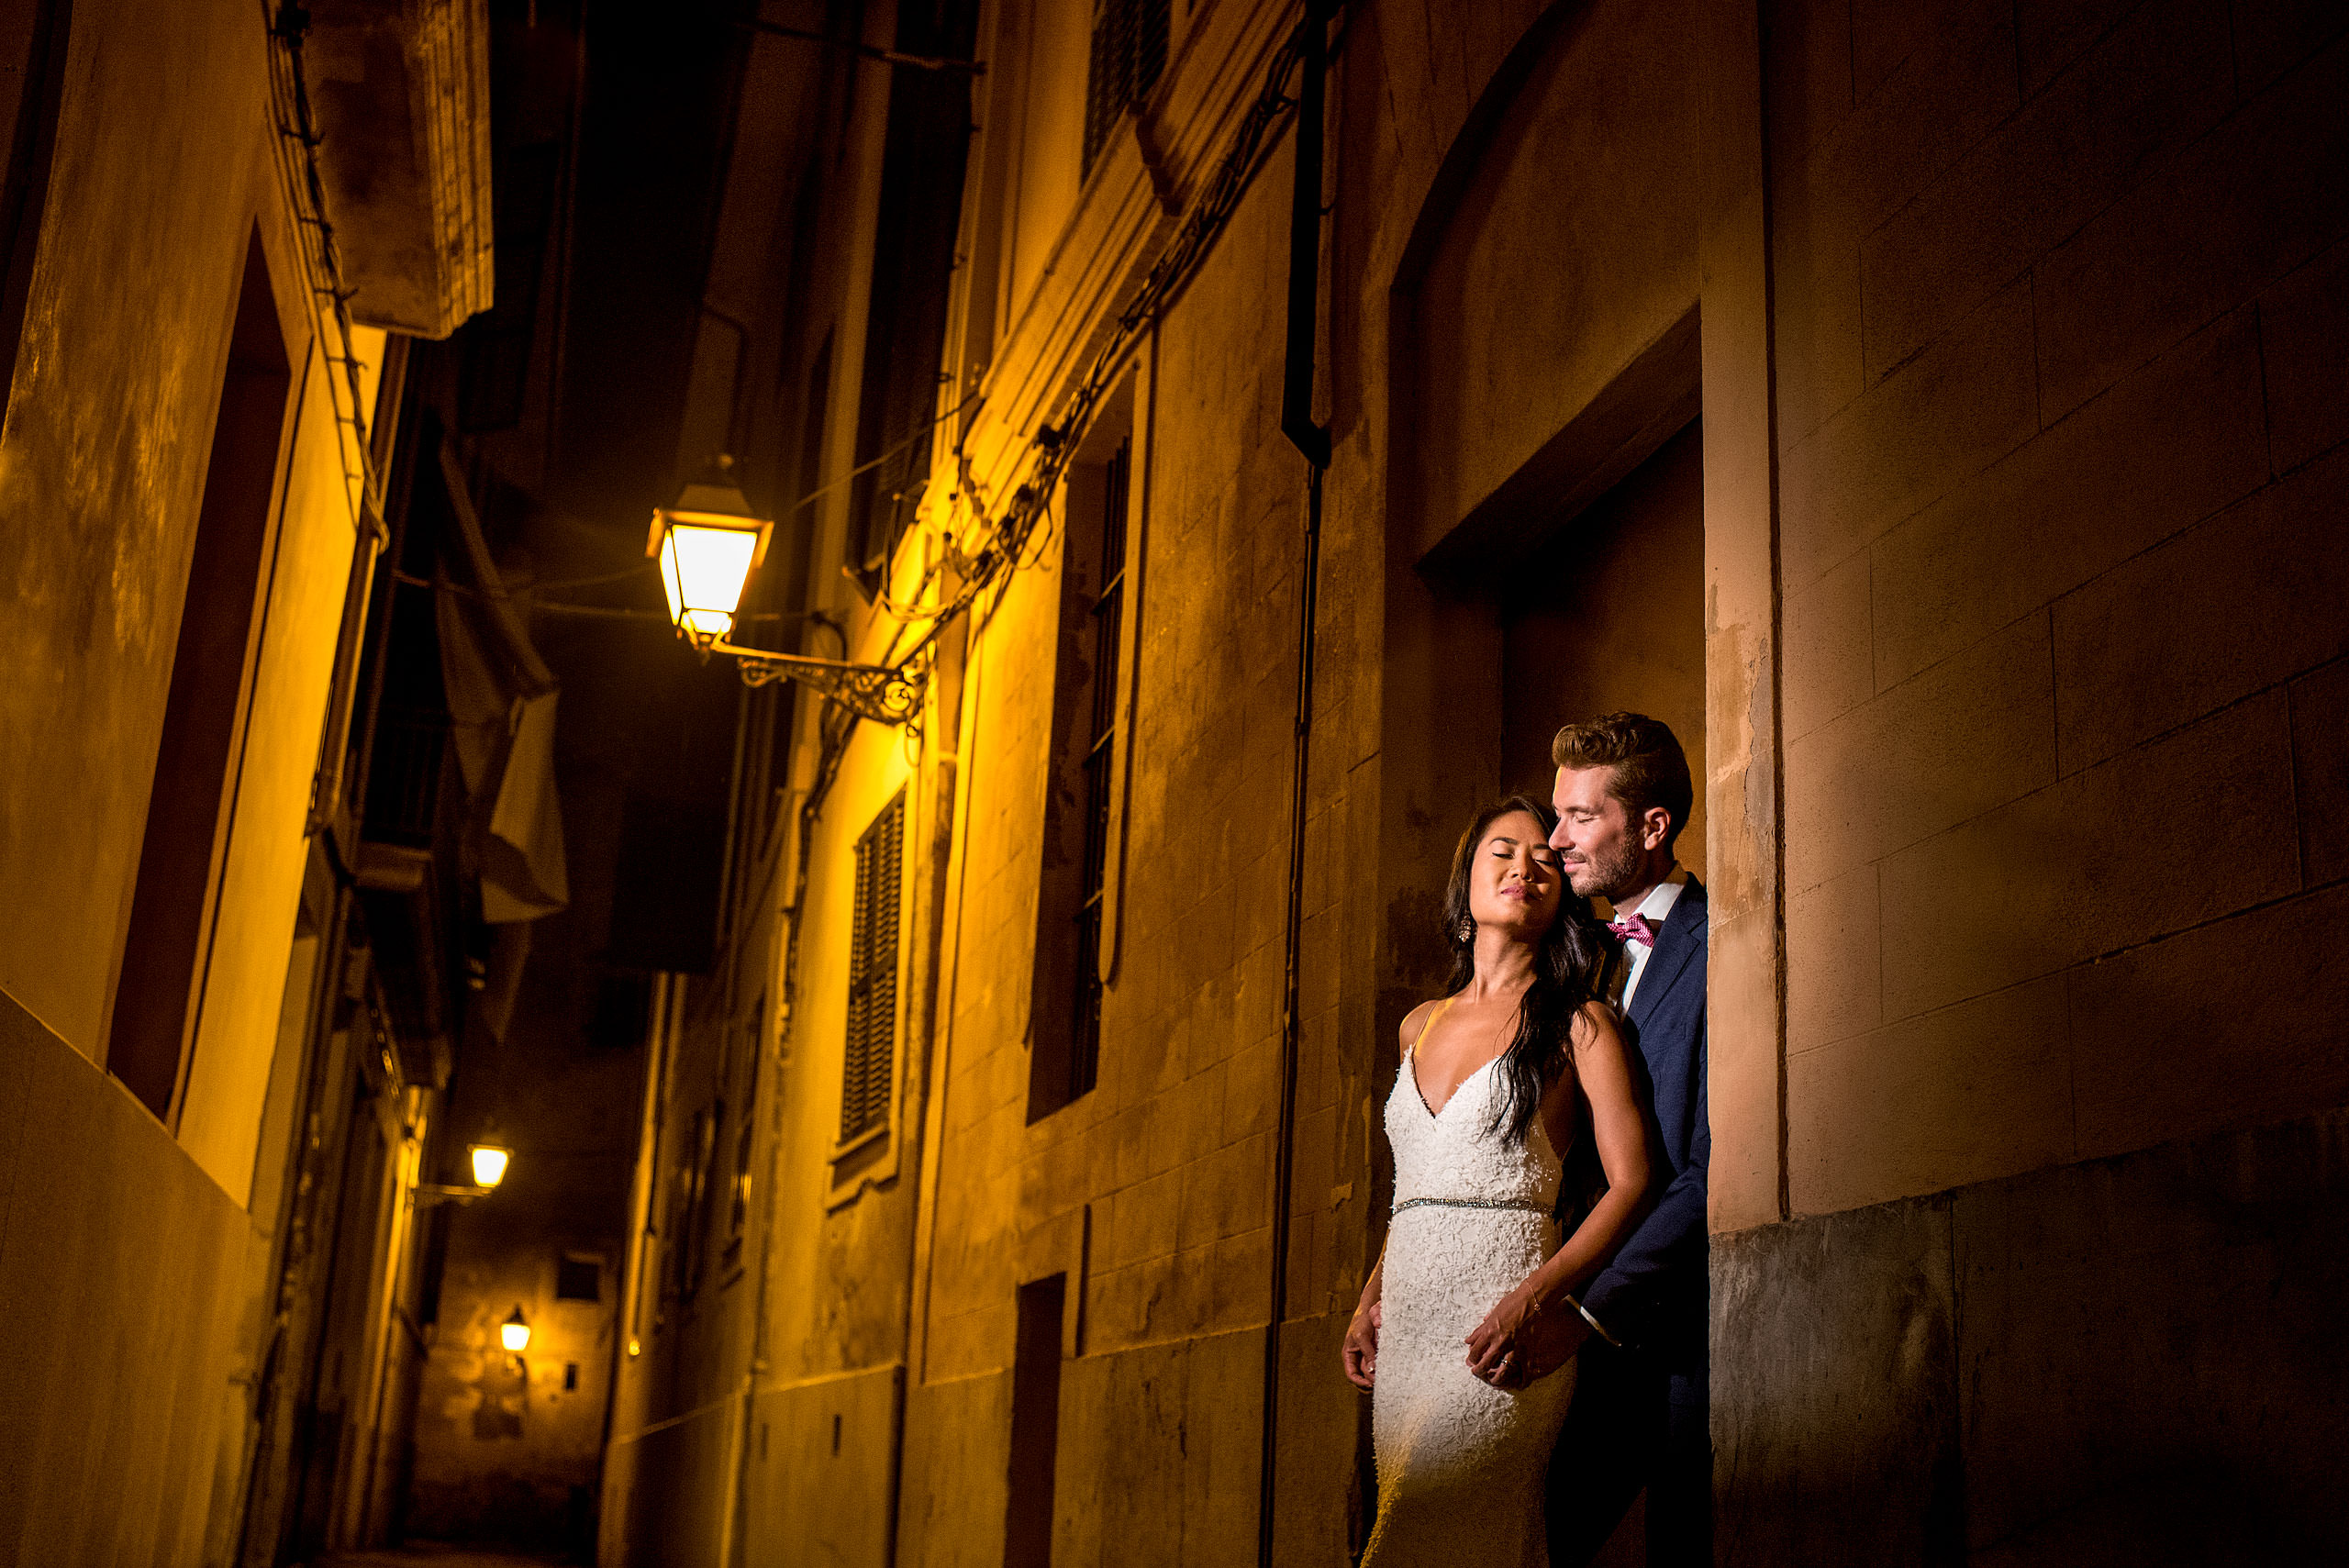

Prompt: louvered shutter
[{"left": 840, "top": 791, "right": 907, "bottom": 1142}]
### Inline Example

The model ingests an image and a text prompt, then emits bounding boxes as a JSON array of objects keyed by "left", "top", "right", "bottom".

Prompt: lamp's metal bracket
[
  {"left": 413, "top": 1183, "right": 494, "bottom": 1208},
  {"left": 703, "top": 634, "right": 927, "bottom": 728}
]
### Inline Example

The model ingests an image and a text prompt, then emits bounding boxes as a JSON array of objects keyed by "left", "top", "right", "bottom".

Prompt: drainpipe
[{"left": 1261, "top": 5, "right": 1331, "bottom": 1564}]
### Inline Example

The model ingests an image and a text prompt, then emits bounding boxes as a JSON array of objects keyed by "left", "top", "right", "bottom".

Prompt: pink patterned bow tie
[{"left": 1608, "top": 913, "right": 1659, "bottom": 948}]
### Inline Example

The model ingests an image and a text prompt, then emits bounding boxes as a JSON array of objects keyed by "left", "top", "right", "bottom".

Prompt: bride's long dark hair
[{"left": 1439, "top": 795, "right": 1612, "bottom": 1146}]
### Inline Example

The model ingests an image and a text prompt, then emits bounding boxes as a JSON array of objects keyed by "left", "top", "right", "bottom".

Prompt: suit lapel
[{"left": 1628, "top": 877, "right": 1705, "bottom": 1034}]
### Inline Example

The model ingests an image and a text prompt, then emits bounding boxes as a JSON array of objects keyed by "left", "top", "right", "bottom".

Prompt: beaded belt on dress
[{"left": 1391, "top": 1196, "right": 1551, "bottom": 1216}]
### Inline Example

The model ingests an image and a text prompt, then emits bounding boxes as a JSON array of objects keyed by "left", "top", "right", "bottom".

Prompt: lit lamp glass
[
  {"left": 648, "top": 459, "right": 773, "bottom": 644},
  {"left": 469, "top": 1143, "right": 512, "bottom": 1190},
  {"left": 501, "top": 1307, "right": 531, "bottom": 1354}
]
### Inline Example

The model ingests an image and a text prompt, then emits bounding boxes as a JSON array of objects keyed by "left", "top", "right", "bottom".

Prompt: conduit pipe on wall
[{"left": 1261, "top": 4, "right": 1333, "bottom": 1563}]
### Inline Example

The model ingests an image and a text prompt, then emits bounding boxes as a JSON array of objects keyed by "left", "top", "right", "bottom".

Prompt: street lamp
[
  {"left": 646, "top": 456, "right": 927, "bottom": 726},
  {"left": 501, "top": 1306, "right": 531, "bottom": 1354},
  {"left": 415, "top": 1143, "right": 516, "bottom": 1207},
  {"left": 648, "top": 457, "right": 773, "bottom": 643},
  {"left": 469, "top": 1142, "right": 512, "bottom": 1189}
]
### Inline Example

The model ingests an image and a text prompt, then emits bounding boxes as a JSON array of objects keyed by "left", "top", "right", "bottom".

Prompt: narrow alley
[{"left": 2, "top": 0, "right": 2344, "bottom": 1565}]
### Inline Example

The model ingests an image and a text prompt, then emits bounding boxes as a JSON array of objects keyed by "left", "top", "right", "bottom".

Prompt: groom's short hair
[{"left": 1552, "top": 712, "right": 1693, "bottom": 851}]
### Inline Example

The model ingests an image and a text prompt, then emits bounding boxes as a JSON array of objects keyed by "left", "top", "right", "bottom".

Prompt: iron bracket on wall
[{"left": 702, "top": 635, "right": 929, "bottom": 728}]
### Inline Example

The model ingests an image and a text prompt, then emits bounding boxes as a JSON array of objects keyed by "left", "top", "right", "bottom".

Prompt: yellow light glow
[
  {"left": 658, "top": 521, "right": 761, "bottom": 641},
  {"left": 470, "top": 1144, "right": 511, "bottom": 1189},
  {"left": 501, "top": 1309, "right": 531, "bottom": 1353}
]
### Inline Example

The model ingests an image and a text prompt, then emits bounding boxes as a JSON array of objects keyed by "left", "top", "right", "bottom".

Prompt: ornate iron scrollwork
[{"left": 712, "top": 638, "right": 927, "bottom": 728}]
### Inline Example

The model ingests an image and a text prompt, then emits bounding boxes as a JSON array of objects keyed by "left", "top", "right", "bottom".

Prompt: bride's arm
[
  {"left": 1539, "top": 1003, "right": 1653, "bottom": 1290},
  {"left": 1464, "top": 1005, "right": 1651, "bottom": 1383},
  {"left": 1350, "top": 999, "right": 1439, "bottom": 1389}
]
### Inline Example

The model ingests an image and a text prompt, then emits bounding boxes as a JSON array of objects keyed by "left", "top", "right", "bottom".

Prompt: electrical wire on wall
[
  {"left": 818, "top": 0, "right": 1350, "bottom": 724},
  {"left": 260, "top": 0, "right": 386, "bottom": 534}
]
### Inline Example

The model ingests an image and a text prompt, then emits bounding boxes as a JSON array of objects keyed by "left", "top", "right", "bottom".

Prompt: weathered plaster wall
[
  {"left": 1402, "top": 0, "right": 1701, "bottom": 559},
  {"left": 174, "top": 322, "right": 369, "bottom": 1199},
  {"left": 0, "top": 991, "right": 247, "bottom": 1563},
  {"left": 1, "top": 0, "right": 272, "bottom": 1054},
  {"left": 0, "top": 0, "right": 367, "bottom": 1200},
  {"left": 0, "top": 1, "right": 405, "bottom": 1558}
]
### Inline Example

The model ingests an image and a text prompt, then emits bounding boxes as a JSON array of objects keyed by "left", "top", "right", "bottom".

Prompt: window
[
  {"left": 663, "top": 1101, "right": 718, "bottom": 1306},
  {"left": 1082, "top": 0, "right": 1171, "bottom": 179},
  {"left": 839, "top": 791, "right": 907, "bottom": 1145},
  {"left": 1002, "top": 1274, "right": 1066, "bottom": 1568},
  {"left": 0, "top": 0, "right": 69, "bottom": 406},
  {"left": 108, "top": 229, "right": 292, "bottom": 1120},
  {"left": 847, "top": 0, "right": 981, "bottom": 582},
  {"left": 1028, "top": 432, "right": 1131, "bottom": 1122},
  {"left": 1072, "top": 439, "right": 1130, "bottom": 1094},
  {"left": 722, "top": 1002, "right": 763, "bottom": 1272},
  {"left": 555, "top": 1253, "right": 601, "bottom": 1301}
]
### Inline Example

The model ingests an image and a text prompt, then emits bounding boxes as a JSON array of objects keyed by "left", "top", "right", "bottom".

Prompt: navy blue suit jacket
[{"left": 1580, "top": 874, "right": 1708, "bottom": 1373}]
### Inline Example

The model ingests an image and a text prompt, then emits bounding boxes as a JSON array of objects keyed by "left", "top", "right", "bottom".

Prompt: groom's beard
[{"left": 1570, "top": 839, "right": 1643, "bottom": 904}]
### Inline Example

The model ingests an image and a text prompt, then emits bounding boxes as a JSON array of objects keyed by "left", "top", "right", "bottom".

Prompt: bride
[{"left": 1341, "top": 795, "right": 1653, "bottom": 1565}]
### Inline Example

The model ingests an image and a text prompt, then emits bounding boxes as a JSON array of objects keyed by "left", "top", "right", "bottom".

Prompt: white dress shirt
[{"left": 1616, "top": 865, "right": 1688, "bottom": 1009}]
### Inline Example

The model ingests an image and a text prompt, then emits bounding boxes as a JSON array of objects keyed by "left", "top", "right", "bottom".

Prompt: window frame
[
  {"left": 1080, "top": 0, "right": 1172, "bottom": 181},
  {"left": 1023, "top": 358, "right": 1150, "bottom": 1122},
  {"left": 833, "top": 787, "right": 908, "bottom": 1159}
]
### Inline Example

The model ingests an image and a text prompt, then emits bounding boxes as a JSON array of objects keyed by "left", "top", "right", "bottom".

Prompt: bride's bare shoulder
[
  {"left": 1570, "top": 999, "right": 1623, "bottom": 1051},
  {"left": 1397, "top": 997, "right": 1442, "bottom": 1051}
]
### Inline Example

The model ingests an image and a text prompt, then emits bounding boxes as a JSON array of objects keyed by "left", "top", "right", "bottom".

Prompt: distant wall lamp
[
  {"left": 415, "top": 1142, "right": 515, "bottom": 1207},
  {"left": 648, "top": 457, "right": 925, "bottom": 726},
  {"left": 501, "top": 1306, "right": 531, "bottom": 1354},
  {"left": 470, "top": 1143, "right": 512, "bottom": 1189}
]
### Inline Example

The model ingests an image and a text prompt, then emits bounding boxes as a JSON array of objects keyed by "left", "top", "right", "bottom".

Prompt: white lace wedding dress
[{"left": 1363, "top": 1008, "right": 1574, "bottom": 1566}]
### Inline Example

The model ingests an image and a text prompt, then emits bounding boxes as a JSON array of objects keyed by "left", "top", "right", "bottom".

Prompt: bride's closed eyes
[{"left": 1486, "top": 841, "right": 1560, "bottom": 872}]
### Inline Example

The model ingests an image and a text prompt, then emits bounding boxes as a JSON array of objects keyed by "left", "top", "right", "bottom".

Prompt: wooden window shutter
[{"left": 840, "top": 790, "right": 907, "bottom": 1142}]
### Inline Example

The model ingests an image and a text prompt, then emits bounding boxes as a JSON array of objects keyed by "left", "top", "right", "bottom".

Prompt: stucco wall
[
  {"left": 0, "top": 0, "right": 400, "bottom": 1557},
  {"left": 0, "top": 991, "right": 248, "bottom": 1563},
  {"left": 0, "top": 0, "right": 366, "bottom": 1201}
]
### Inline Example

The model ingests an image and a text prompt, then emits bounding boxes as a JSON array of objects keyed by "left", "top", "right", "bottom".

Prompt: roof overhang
[{"left": 304, "top": 0, "right": 495, "bottom": 339}]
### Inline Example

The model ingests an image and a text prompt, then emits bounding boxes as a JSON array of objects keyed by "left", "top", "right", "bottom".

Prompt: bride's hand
[
  {"left": 1342, "top": 1300, "right": 1381, "bottom": 1389},
  {"left": 1464, "top": 1282, "right": 1540, "bottom": 1387},
  {"left": 1468, "top": 1277, "right": 1585, "bottom": 1389}
]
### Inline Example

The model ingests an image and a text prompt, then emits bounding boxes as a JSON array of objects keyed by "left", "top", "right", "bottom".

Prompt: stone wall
[
  {"left": 1771, "top": 0, "right": 2349, "bottom": 1208},
  {"left": 1723, "top": 0, "right": 2349, "bottom": 1555}
]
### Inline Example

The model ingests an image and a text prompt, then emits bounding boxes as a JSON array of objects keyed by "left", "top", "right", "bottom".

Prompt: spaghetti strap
[{"left": 1406, "top": 995, "right": 1456, "bottom": 1061}]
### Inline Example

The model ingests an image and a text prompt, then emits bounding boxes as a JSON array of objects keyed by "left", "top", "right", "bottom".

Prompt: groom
[{"left": 1537, "top": 713, "right": 1709, "bottom": 1566}]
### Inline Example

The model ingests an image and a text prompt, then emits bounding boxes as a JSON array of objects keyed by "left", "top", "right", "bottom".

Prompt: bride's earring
[{"left": 1455, "top": 917, "right": 1475, "bottom": 942}]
